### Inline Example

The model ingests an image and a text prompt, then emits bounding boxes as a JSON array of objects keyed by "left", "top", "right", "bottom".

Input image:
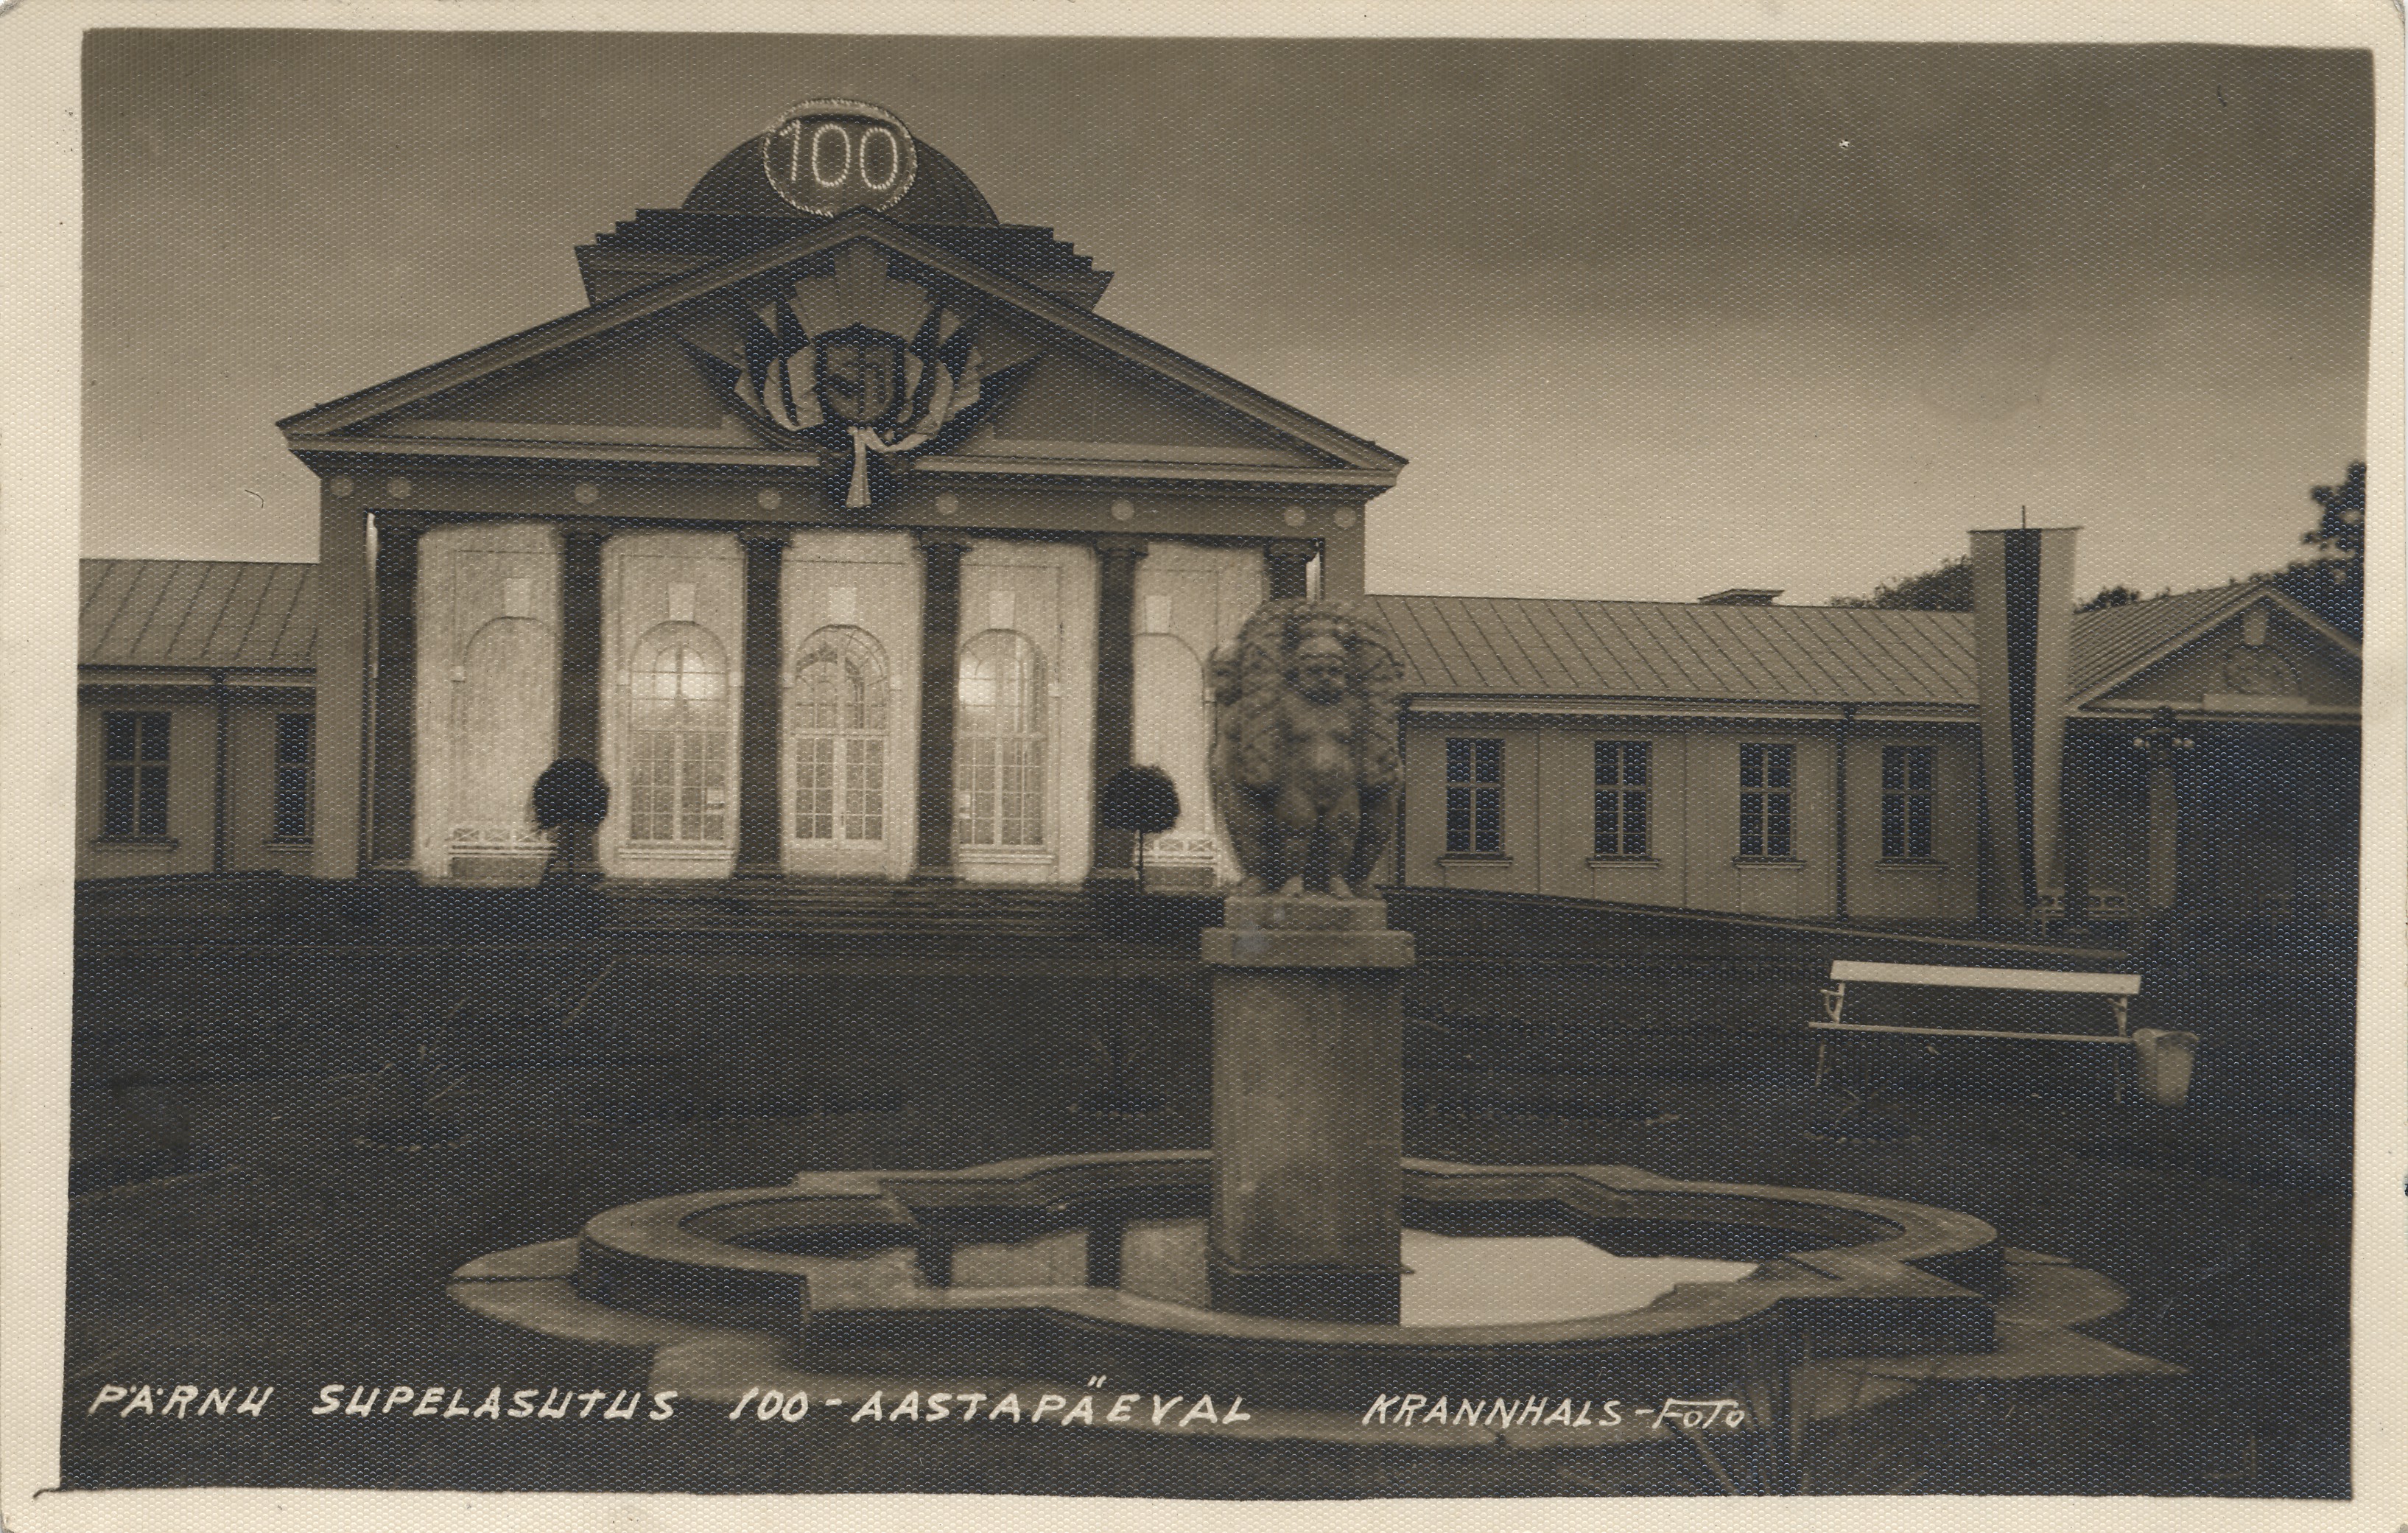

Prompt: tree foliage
[
  {"left": 1098, "top": 764, "right": 1182, "bottom": 837},
  {"left": 2275, "top": 460, "right": 2365, "bottom": 636},
  {"left": 2077, "top": 584, "right": 2145, "bottom": 611},
  {"left": 1828, "top": 555, "right": 1975, "bottom": 611},
  {"left": 1098, "top": 764, "right": 1182, "bottom": 885},
  {"left": 2303, "top": 460, "right": 2366, "bottom": 566}
]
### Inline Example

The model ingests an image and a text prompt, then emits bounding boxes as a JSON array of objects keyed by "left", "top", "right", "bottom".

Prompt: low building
[
  {"left": 77, "top": 559, "right": 320, "bottom": 880},
  {"left": 78, "top": 555, "right": 2359, "bottom": 930},
  {"left": 1377, "top": 575, "right": 2359, "bottom": 927}
]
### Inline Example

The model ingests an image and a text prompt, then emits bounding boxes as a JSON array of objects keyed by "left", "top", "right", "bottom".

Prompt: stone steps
[{"left": 600, "top": 883, "right": 1218, "bottom": 946}]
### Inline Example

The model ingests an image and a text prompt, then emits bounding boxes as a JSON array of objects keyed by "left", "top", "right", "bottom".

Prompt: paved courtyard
[{"left": 55, "top": 934, "right": 2351, "bottom": 1498}]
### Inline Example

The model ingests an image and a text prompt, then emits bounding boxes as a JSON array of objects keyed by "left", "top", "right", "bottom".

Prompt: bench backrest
[{"left": 1828, "top": 959, "right": 2140, "bottom": 996}]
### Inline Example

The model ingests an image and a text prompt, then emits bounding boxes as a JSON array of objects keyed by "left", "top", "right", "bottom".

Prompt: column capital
[
  {"left": 915, "top": 530, "right": 975, "bottom": 557},
  {"left": 1263, "top": 539, "right": 1317, "bottom": 603},
  {"left": 559, "top": 519, "right": 615, "bottom": 550},
  {"left": 375, "top": 511, "right": 434, "bottom": 541},
  {"left": 1094, "top": 534, "right": 1151, "bottom": 560},
  {"left": 737, "top": 525, "right": 793, "bottom": 555}
]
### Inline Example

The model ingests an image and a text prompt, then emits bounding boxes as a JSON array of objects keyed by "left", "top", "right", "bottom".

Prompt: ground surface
[{"left": 52, "top": 930, "right": 2352, "bottom": 1499}]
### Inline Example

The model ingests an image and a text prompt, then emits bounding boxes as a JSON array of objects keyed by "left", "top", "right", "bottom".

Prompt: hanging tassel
[{"left": 848, "top": 427, "right": 874, "bottom": 509}]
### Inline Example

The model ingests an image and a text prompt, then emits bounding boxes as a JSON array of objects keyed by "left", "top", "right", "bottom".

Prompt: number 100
[{"left": 776, "top": 119, "right": 902, "bottom": 192}]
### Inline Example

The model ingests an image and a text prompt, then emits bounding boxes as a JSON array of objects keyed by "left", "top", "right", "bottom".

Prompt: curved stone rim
[{"left": 568, "top": 1151, "right": 1998, "bottom": 1353}]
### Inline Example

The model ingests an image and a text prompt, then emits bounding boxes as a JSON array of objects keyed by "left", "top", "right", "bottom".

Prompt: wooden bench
[{"left": 1813, "top": 959, "right": 2144, "bottom": 1103}]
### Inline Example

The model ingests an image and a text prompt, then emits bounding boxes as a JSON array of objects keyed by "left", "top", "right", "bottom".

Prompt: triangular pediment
[
  {"left": 280, "top": 215, "right": 1403, "bottom": 487},
  {"left": 2077, "top": 587, "right": 2360, "bottom": 715}
]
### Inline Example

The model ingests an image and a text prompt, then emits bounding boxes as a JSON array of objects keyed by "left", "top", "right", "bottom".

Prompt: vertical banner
[{"left": 1970, "top": 527, "right": 2078, "bottom": 920}]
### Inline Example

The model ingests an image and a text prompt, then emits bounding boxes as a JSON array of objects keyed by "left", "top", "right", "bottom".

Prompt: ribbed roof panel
[
  {"left": 1366, "top": 594, "right": 1979, "bottom": 706},
  {"left": 80, "top": 560, "right": 319, "bottom": 668}
]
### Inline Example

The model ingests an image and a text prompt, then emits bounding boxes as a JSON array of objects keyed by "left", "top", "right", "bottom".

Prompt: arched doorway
[
  {"left": 625, "top": 621, "right": 731, "bottom": 849},
  {"left": 955, "top": 628, "right": 1048, "bottom": 852}
]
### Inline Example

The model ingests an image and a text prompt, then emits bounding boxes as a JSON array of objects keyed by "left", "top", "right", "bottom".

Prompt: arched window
[
  {"left": 956, "top": 629, "right": 1047, "bottom": 849},
  {"left": 791, "top": 625, "right": 890, "bottom": 843},
  {"left": 449, "top": 617, "right": 556, "bottom": 850},
  {"left": 627, "top": 622, "right": 730, "bottom": 845}
]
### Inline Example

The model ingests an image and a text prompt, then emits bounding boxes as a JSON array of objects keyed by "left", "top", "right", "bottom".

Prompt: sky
[{"left": 81, "top": 29, "right": 2375, "bottom": 605}]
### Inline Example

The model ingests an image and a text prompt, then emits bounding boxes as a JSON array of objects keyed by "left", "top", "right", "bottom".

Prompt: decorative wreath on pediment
[
  {"left": 715, "top": 244, "right": 996, "bottom": 508},
  {"left": 2220, "top": 645, "right": 2297, "bottom": 697}
]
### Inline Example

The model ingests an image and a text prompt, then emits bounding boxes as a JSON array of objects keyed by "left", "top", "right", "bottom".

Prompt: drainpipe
[
  {"left": 1833, "top": 704, "right": 1854, "bottom": 922},
  {"left": 211, "top": 669, "right": 231, "bottom": 873}
]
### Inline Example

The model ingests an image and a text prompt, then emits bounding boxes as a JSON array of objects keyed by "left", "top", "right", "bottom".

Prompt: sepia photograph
[{"left": 4, "top": 5, "right": 2400, "bottom": 1526}]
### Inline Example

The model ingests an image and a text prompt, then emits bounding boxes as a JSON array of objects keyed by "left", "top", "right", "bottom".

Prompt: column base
[
  {"left": 361, "top": 863, "right": 420, "bottom": 886},
  {"left": 1207, "top": 1251, "right": 1401, "bottom": 1325},
  {"left": 909, "top": 867, "right": 961, "bottom": 885},
  {"left": 730, "top": 864, "right": 788, "bottom": 883},
  {"left": 546, "top": 824, "right": 603, "bottom": 885}
]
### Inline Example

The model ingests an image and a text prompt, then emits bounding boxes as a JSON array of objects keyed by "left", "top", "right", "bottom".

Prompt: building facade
[
  {"left": 273, "top": 104, "right": 1401, "bottom": 888},
  {"left": 78, "top": 103, "right": 2362, "bottom": 929},
  {"left": 1376, "top": 578, "right": 2359, "bottom": 927},
  {"left": 77, "top": 560, "right": 320, "bottom": 880}
]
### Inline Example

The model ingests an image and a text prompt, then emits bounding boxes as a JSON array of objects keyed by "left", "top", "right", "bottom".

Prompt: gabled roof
[
  {"left": 279, "top": 211, "right": 1404, "bottom": 478},
  {"left": 1374, "top": 578, "right": 2362, "bottom": 715},
  {"left": 81, "top": 560, "right": 317, "bottom": 670},
  {"left": 1368, "top": 594, "right": 1976, "bottom": 708},
  {"left": 2067, "top": 577, "right": 2359, "bottom": 703}
]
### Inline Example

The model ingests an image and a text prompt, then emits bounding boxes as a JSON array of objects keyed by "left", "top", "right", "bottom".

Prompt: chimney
[
  {"left": 1696, "top": 588, "right": 1783, "bottom": 606},
  {"left": 1970, "top": 527, "right": 2079, "bottom": 921}
]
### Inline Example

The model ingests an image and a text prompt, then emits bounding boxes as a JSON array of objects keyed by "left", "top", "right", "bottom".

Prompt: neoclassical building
[
  {"left": 275, "top": 102, "right": 1402, "bottom": 888},
  {"left": 78, "top": 101, "right": 2360, "bottom": 931}
]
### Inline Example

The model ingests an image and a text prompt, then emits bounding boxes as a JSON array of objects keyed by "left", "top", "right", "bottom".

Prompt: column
[
  {"left": 2147, "top": 757, "right": 2179, "bottom": 913},
  {"left": 1264, "top": 539, "right": 1316, "bottom": 603},
  {"left": 734, "top": 527, "right": 790, "bottom": 880},
  {"left": 1320, "top": 514, "right": 1366, "bottom": 599},
  {"left": 2057, "top": 729, "right": 2092, "bottom": 927},
  {"left": 365, "top": 512, "right": 426, "bottom": 882},
  {"left": 1832, "top": 706, "right": 1852, "bottom": 922},
  {"left": 2133, "top": 709, "right": 2191, "bottom": 919},
  {"left": 1089, "top": 535, "right": 1148, "bottom": 884},
  {"left": 550, "top": 521, "right": 608, "bottom": 883},
  {"left": 210, "top": 671, "right": 231, "bottom": 874},
  {"left": 312, "top": 497, "right": 371, "bottom": 880},
  {"left": 913, "top": 534, "right": 972, "bottom": 881}
]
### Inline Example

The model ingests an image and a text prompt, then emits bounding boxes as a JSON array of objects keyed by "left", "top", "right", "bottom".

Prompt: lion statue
[{"left": 1209, "top": 599, "right": 1403, "bottom": 899}]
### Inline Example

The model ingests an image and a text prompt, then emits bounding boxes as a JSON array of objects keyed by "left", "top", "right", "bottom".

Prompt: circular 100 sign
[{"left": 761, "top": 99, "right": 919, "bottom": 217}]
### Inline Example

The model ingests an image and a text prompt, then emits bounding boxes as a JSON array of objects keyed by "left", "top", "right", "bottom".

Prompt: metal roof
[
  {"left": 1372, "top": 583, "right": 2340, "bottom": 712},
  {"left": 2065, "top": 581, "right": 2268, "bottom": 700},
  {"left": 77, "top": 558, "right": 2330, "bottom": 712},
  {"left": 1367, "top": 594, "right": 1978, "bottom": 708},
  {"left": 80, "top": 559, "right": 317, "bottom": 670}
]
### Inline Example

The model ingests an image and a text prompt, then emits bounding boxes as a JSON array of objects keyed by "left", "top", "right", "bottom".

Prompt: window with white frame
[
  {"left": 1881, "top": 744, "right": 1934, "bottom": 860},
  {"left": 626, "top": 623, "right": 731, "bottom": 845},
  {"left": 792, "top": 626, "right": 890, "bottom": 844},
  {"left": 1593, "top": 740, "right": 1650, "bottom": 857},
  {"left": 1738, "top": 743, "right": 1794, "bottom": 858},
  {"left": 956, "top": 629, "right": 1047, "bottom": 849},
  {"left": 1445, "top": 737, "right": 1503, "bottom": 854},
  {"left": 101, "top": 711, "right": 170, "bottom": 838}
]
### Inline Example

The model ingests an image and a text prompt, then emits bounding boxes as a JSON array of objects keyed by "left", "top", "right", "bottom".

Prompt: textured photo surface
[{"left": 29, "top": 18, "right": 2384, "bottom": 1514}]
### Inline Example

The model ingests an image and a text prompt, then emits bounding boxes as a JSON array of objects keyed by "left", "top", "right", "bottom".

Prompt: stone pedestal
[{"left": 1201, "top": 896, "right": 1413, "bottom": 1324}]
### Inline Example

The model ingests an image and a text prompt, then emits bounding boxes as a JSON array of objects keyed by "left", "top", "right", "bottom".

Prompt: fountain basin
[{"left": 559, "top": 1151, "right": 1999, "bottom": 1409}]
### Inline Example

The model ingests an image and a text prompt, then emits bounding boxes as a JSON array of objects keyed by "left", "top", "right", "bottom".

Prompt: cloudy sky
[{"left": 82, "top": 29, "right": 2373, "bottom": 604}]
